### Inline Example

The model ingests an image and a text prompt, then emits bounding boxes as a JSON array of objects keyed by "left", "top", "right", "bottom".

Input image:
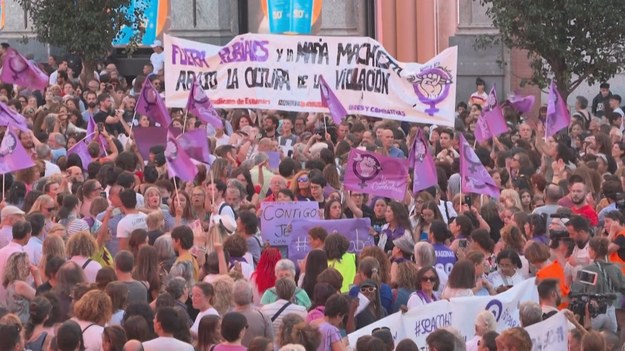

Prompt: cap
[
  {"left": 151, "top": 40, "right": 163, "bottom": 48},
  {"left": 1, "top": 206, "right": 24, "bottom": 219},
  {"left": 211, "top": 214, "right": 237, "bottom": 234},
  {"left": 392, "top": 235, "right": 415, "bottom": 255},
  {"left": 360, "top": 279, "right": 378, "bottom": 288}
]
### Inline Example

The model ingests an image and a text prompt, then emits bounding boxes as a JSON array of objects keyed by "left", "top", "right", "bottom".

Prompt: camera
[{"left": 569, "top": 292, "right": 615, "bottom": 318}]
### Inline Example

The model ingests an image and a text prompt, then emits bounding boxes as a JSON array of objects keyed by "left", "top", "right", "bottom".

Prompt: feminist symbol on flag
[
  {"left": 352, "top": 153, "right": 382, "bottom": 187},
  {"left": 142, "top": 87, "right": 159, "bottom": 113},
  {"left": 7, "top": 51, "right": 28, "bottom": 81},
  {"left": 462, "top": 146, "right": 489, "bottom": 190},
  {"left": 406, "top": 65, "right": 453, "bottom": 116}
]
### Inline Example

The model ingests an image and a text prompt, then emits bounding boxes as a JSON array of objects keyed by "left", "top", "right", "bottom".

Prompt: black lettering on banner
[
  {"left": 296, "top": 39, "right": 329, "bottom": 65},
  {"left": 175, "top": 71, "right": 218, "bottom": 91},
  {"left": 227, "top": 68, "right": 239, "bottom": 89},
  {"left": 276, "top": 48, "right": 284, "bottom": 62},
  {"left": 287, "top": 49, "right": 294, "bottom": 62},
  {"left": 336, "top": 42, "right": 404, "bottom": 76},
  {"left": 336, "top": 68, "right": 390, "bottom": 94},
  {"left": 298, "top": 75, "right": 308, "bottom": 88},
  {"left": 245, "top": 68, "right": 291, "bottom": 91}
]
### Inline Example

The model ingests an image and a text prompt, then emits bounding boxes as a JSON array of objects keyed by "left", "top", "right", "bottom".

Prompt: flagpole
[
  {"left": 210, "top": 170, "right": 215, "bottom": 205},
  {"left": 182, "top": 110, "right": 189, "bottom": 134},
  {"left": 69, "top": 131, "right": 97, "bottom": 152},
  {"left": 2, "top": 174, "right": 4, "bottom": 202},
  {"left": 173, "top": 178, "right": 182, "bottom": 211}
]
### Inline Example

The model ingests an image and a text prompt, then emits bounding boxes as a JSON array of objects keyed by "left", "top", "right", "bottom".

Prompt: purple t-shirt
[
  {"left": 307, "top": 306, "right": 325, "bottom": 323},
  {"left": 317, "top": 321, "right": 342, "bottom": 351},
  {"left": 214, "top": 344, "right": 247, "bottom": 351},
  {"left": 433, "top": 243, "right": 456, "bottom": 275}
]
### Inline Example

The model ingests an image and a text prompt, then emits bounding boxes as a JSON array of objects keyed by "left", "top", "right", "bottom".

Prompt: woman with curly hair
[
  {"left": 276, "top": 313, "right": 305, "bottom": 349},
  {"left": 67, "top": 231, "right": 102, "bottom": 283},
  {"left": 391, "top": 261, "right": 420, "bottom": 313},
  {"left": 379, "top": 201, "right": 413, "bottom": 253},
  {"left": 359, "top": 246, "right": 391, "bottom": 285},
  {"left": 4, "top": 252, "right": 42, "bottom": 324},
  {"left": 250, "top": 247, "right": 282, "bottom": 303},
  {"left": 38, "top": 234, "right": 66, "bottom": 281},
  {"left": 71, "top": 289, "right": 112, "bottom": 351}
]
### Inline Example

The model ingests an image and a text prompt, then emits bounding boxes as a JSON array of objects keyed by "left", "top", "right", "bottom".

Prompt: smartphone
[
  {"left": 464, "top": 195, "right": 472, "bottom": 208},
  {"left": 577, "top": 270, "right": 598, "bottom": 286},
  {"left": 100, "top": 191, "right": 107, "bottom": 199},
  {"left": 97, "top": 122, "right": 104, "bottom": 133},
  {"left": 459, "top": 238, "right": 468, "bottom": 249}
]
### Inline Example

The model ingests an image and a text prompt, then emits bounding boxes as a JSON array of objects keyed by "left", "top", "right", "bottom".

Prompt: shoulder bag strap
[
  {"left": 271, "top": 302, "right": 292, "bottom": 322},
  {"left": 81, "top": 258, "right": 92, "bottom": 270}
]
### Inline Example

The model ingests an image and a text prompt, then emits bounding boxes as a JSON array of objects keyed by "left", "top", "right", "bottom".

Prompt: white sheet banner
[
  {"left": 347, "top": 279, "right": 539, "bottom": 348},
  {"left": 164, "top": 33, "right": 458, "bottom": 127},
  {"left": 525, "top": 311, "right": 569, "bottom": 351}
]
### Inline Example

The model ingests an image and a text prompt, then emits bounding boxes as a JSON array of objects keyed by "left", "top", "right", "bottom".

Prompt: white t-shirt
[
  {"left": 72, "top": 318, "right": 103, "bottom": 351},
  {"left": 150, "top": 52, "right": 165, "bottom": 73},
  {"left": 143, "top": 336, "right": 194, "bottom": 351},
  {"left": 70, "top": 256, "right": 102, "bottom": 283},
  {"left": 44, "top": 160, "right": 61, "bottom": 177},
  {"left": 116, "top": 212, "right": 148, "bottom": 239},
  {"left": 191, "top": 307, "right": 219, "bottom": 335}
]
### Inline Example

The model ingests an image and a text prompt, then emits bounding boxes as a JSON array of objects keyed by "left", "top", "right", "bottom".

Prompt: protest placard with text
[{"left": 260, "top": 201, "right": 320, "bottom": 246}]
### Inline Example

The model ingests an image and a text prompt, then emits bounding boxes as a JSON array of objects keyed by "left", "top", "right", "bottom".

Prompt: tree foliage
[
  {"left": 17, "top": 0, "right": 145, "bottom": 65},
  {"left": 478, "top": 0, "right": 625, "bottom": 98}
]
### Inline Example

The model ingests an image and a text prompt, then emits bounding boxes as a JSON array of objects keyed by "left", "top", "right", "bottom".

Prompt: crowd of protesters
[{"left": 0, "top": 40, "right": 623, "bottom": 351}]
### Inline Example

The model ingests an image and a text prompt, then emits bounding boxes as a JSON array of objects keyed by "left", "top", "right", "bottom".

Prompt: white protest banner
[
  {"left": 164, "top": 33, "right": 458, "bottom": 127},
  {"left": 450, "top": 278, "right": 539, "bottom": 340},
  {"left": 260, "top": 201, "right": 320, "bottom": 246},
  {"left": 524, "top": 311, "right": 568, "bottom": 351}
]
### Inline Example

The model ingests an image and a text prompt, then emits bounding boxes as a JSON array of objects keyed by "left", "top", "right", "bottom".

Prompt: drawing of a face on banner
[
  {"left": 0, "top": 131, "right": 16, "bottom": 157},
  {"left": 413, "top": 137, "right": 427, "bottom": 162},
  {"left": 406, "top": 66, "right": 453, "bottom": 116},
  {"left": 165, "top": 139, "right": 178, "bottom": 161}
]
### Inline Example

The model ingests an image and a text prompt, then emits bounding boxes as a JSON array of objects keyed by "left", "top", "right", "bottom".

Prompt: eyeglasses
[
  {"left": 421, "top": 276, "right": 437, "bottom": 283},
  {"left": 297, "top": 176, "right": 309, "bottom": 183},
  {"left": 351, "top": 193, "right": 363, "bottom": 197},
  {"left": 360, "top": 286, "right": 377, "bottom": 293}
]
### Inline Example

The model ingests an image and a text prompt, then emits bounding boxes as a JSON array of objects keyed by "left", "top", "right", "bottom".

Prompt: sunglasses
[
  {"left": 297, "top": 176, "right": 309, "bottom": 183},
  {"left": 360, "top": 286, "right": 377, "bottom": 293},
  {"left": 421, "top": 276, "right": 437, "bottom": 283},
  {"left": 372, "top": 327, "right": 390, "bottom": 333}
]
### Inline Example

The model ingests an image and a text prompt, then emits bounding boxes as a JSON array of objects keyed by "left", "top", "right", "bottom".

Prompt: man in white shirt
[
  {"left": 0, "top": 206, "right": 26, "bottom": 249},
  {"left": 36, "top": 144, "right": 61, "bottom": 177},
  {"left": 116, "top": 189, "right": 147, "bottom": 251},
  {"left": 48, "top": 59, "right": 68, "bottom": 85},
  {"left": 565, "top": 215, "right": 592, "bottom": 284},
  {"left": 150, "top": 40, "right": 165, "bottom": 75},
  {"left": 143, "top": 307, "right": 194, "bottom": 351},
  {"left": 207, "top": 180, "right": 236, "bottom": 220},
  {"left": 24, "top": 213, "right": 45, "bottom": 267}
]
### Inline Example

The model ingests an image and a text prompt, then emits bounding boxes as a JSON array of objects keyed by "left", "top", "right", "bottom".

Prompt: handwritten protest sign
[
  {"left": 260, "top": 202, "right": 320, "bottom": 246},
  {"left": 288, "top": 218, "right": 372, "bottom": 261},
  {"left": 344, "top": 149, "right": 408, "bottom": 200},
  {"left": 525, "top": 311, "right": 568, "bottom": 351},
  {"left": 164, "top": 33, "right": 458, "bottom": 127}
]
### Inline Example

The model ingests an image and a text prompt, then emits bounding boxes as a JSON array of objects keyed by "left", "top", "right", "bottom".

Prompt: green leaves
[
  {"left": 16, "top": 0, "right": 145, "bottom": 63},
  {"left": 478, "top": 0, "right": 625, "bottom": 98}
]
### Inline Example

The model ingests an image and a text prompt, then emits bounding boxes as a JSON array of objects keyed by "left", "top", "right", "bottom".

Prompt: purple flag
[
  {"left": 288, "top": 218, "right": 373, "bottom": 261},
  {"left": 0, "top": 101, "right": 29, "bottom": 131},
  {"left": 177, "top": 129, "right": 214, "bottom": 165},
  {"left": 185, "top": 78, "right": 223, "bottom": 129},
  {"left": 459, "top": 134, "right": 499, "bottom": 198},
  {"left": 319, "top": 75, "right": 347, "bottom": 125},
  {"left": 165, "top": 132, "right": 198, "bottom": 181},
  {"left": 483, "top": 84, "right": 498, "bottom": 112},
  {"left": 0, "top": 48, "right": 48, "bottom": 91},
  {"left": 545, "top": 82, "right": 571, "bottom": 137},
  {"left": 344, "top": 149, "right": 408, "bottom": 201},
  {"left": 134, "top": 126, "right": 168, "bottom": 160},
  {"left": 474, "top": 106, "right": 508, "bottom": 142},
  {"left": 136, "top": 79, "right": 172, "bottom": 127},
  {"left": 0, "top": 127, "right": 35, "bottom": 174},
  {"left": 86, "top": 116, "right": 108, "bottom": 155},
  {"left": 508, "top": 93, "right": 535, "bottom": 114},
  {"left": 408, "top": 128, "right": 438, "bottom": 193},
  {"left": 67, "top": 139, "right": 92, "bottom": 171}
]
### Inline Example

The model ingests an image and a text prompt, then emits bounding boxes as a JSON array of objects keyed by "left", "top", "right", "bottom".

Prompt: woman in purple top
[
  {"left": 315, "top": 294, "right": 348, "bottom": 351},
  {"left": 214, "top": 312, "right": 248, "bottom": 351}
]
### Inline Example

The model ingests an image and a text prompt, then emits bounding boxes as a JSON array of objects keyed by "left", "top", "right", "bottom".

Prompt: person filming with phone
[{"left": 570, "top": 236, "right": 625, "bottom": 332}]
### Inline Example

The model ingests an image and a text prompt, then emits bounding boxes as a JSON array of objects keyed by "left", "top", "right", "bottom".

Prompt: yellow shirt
[{"left": 328, "top": 252, "right": 357, "bottom": 293}]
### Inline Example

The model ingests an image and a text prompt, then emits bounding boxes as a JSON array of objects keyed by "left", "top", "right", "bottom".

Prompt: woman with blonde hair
[
  {"left": 66, "top": 231, "right": 102, "bottom": 283},
  {"left": 212, "top": 275, "right": 235, "bottom": 316},
  {"left": 38, "top": 234, "right": 67, "bottom": 280},
  {"left": 140, "top": 186, "right": 175, "bottom": 230},
  {"left": 466, "top": 310, "right": 497, "bottom": 351},
  {"left": 500, "top": 189, "right": 523, "bottom": 211},
  {"left": 71, "top": 289, "right": 113, "bottom": 351},
  {"left": 290, "top": 170, "right": 312, "bottom": 201},
  {"left": 3, "top": 252, "right": 42, "bottom": 323},
  {"left": 28, "top": 194, "right": 57, "bottom": 236}
]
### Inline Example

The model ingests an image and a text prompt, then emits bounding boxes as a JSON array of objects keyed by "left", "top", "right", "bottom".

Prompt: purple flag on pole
[
  {"left": 508, "top": 93, "right": 535, "bottom": 114},
  {"left": 136, "top": 79, "right": 172, "bottom": 127},
  {"left": 474, "top": 106, "right": 508, "bottom": 142},
  {"left": 67, "top": 139, "right": 92, "bottom": 171},
  {"left": 134, "top": 127, "right": 168, "bottom": 160},
  {"left": 0, "top": 127, "right": 35, "bottom": 174},
  {"left": 0, "top": 48, "right": 48, "bottom": 91},
  {"left": 545, "top": 82, "right": 571, "bottom": 137},
  {"left": 408, "top": 128, "right": 438, "bottom": 193},
  {"left": 288, "top": 218, "right": 373, "bottom": 261},
  {"left": 86, "top": 116, "right": 108, "bottom": 155},
  {"left": 483, "top": 84, "right": 498, "bottom": 112},
  {"left": 319, "top": 75, "right": 347, "bottom": 125},
  {"left": 459, "top": 133, "right": 499, "bottom": 198},
  {"left": 185, "top": 78, "right": 223, "bottom": 129},
  {"left": 165, "top": 132, "right": 198, "bottom": 181},
  {"left": 177, "top": 129, "right": 214, "bottom": 165},
  {"left": 344, "top": 149, "right": 408, "bottom": 201},
  {"left": 0, "top": 101, "right": 29, "bottom": 131}
]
